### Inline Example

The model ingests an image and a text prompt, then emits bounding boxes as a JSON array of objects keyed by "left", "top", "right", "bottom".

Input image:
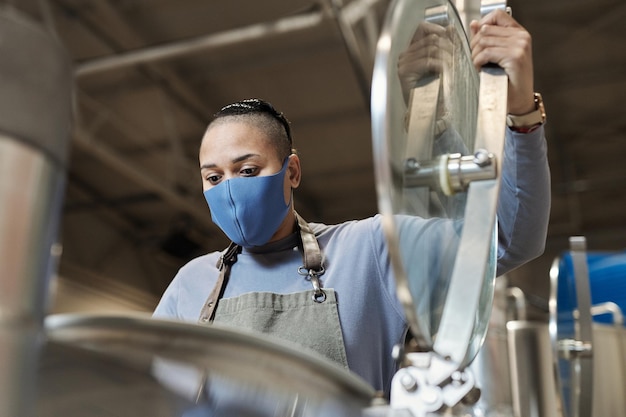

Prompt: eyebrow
[{"left": 200, "top": 153, "right": 260, "bottom": 170}]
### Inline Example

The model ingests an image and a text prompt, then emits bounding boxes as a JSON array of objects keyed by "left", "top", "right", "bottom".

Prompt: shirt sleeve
[
  {"left": 496, "top": 126, "right": 551, "bottom": 275},
  {"left": 153, "top": 252, "right": 222, "bottom": 319},
  {"left": 153, "top": 273, "right": 180, "bottom": 319}
]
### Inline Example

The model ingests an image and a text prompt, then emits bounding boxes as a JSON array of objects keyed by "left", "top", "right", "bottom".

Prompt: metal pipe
[
  {"left": 591, "top": 301, "right": 624, "bottom": 327},
  {"left": 324, "top": 0, "right": 373, "bottom": 108},
  {"left": 506, "top": 286, "right": 528, "bottom": 321},
  {"left": 75, "top": 0, "right": 384, "bottom": 78},
  {"left": 75, "top": 11, "right": 325, "bottom": 77},
  {"left": 72, "top": 126, "right": 220, "bottom": 235}
]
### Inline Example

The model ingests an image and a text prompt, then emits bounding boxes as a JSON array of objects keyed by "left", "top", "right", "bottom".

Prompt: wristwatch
[{"left": 506, "top": 92, "right": 546, "bottom": 132}]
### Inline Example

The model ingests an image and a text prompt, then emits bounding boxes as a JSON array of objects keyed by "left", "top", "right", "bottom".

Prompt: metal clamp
[
  {"left": 557, "top": 339, "right": 593, "bottom": 360},
  {"left": 590, "top": 301, "right": 624, "bottom": 326},
  {"left": 404, "top": 149, "right": 496, "bottom": 195},
  {"left": 298, "top": 266, "right": 327, "bottom": 303},
  {"left": 390, "top": 352, "right": 480, "bottom": 417}
]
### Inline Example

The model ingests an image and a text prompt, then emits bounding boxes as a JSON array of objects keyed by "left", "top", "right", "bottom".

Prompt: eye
[
  {"left": 240, "top": 166, "right": 258, "bottom": 177},
  {"left": 204, "top": 173, "right": 222, "bottom": 185}
]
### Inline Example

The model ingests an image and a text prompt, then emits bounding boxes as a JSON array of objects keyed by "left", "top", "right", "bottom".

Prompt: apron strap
[
  {"left": 295, "top": 212, "right": 323, "bottom": 271},
  {"left": 295, "top": 212, "right": 326, "bottom": 303},
  {"left": 198, "top": 242, "right": 241, "bottom": 324},
  {"left": 198, "top": 211, "right": 327, "bottom": 325}
]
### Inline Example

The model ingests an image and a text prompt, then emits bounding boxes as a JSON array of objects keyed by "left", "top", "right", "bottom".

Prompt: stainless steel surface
[
  {"left": 549, "top": 246, "right": 626, "bottom": 417},
  {"left": 371, "top": 0, "right": 431, "bottom": 349},
  {"left": 568, "top": 237, "right": 593, "bottom": 417},
  {"left": 403, "top": 151, "right": 496, "bottom": 193},
  {"left": 371, "top": 0, "right": 499, "bottom": 367},
  {"left": 35, "top": 340, "right": 192, "bottom": 417},
  {"left": 0, "top": 326, "right": 40, "bottom": 417},
  {"left": 469, "top": 326, "right": 514, "bottom": 416},
  {"left": 585, "top": 294, "right": 624, "bottom": 416},
  {"left": 0, "top": 138, "right": 62, "bottom": 416},
  {"left": 467, "top": 278, "right": 515, "bottom": 417},
  {"left": 590, "top": 301, "right": 623, "bottom": 326},
  {"left": 1, "top": 0, "right": 623, "bottom": 415},
  {"left": 390, "top": 353, "right": 477, "bottom": 416},
  {"left": 506, "top": 321, "right": 560, "bottom": 417},
  {"left": 0, "top": 0, "right": 617, "bottom": 308},
  {"left": 479, "top": 0, "right": 508, "bottom": 19},
  {"left": 42, "top": 313, "right": 375, "bottom": 416},
  {"left": 373, "top": 0, "right": 508, "bottom": 414},
  {"left": 507, "top": 320, "right": 626, "bottom": 417},
  {"left": 0, "top": 6, "right": 73, "bottom": 167},
  {"left": 0, "top": 6, "right": 72, "bottom": 324},
  {"left": 590, "top": 323, "right": 626, "bottom": 417},
  {"left": 0, "top": 7, "right": 73, "bottom": 417},
  {"left": 430, "top": 61, "right": 507, "bottom": 375},
  {"left": 0, "top": 138, "right": 65, "bottom": 323},
  {"left": 549, "top": 238, "right": 594, "bottom": 417}
]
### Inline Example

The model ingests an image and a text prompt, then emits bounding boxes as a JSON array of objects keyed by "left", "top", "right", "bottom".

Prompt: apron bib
[{"left": 198, "top": 212, "right": 349, "bottom": 369}]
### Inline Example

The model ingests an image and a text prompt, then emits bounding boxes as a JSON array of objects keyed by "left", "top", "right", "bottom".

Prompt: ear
[{"left": 287, "top": 154, "right": 301, "bottom": 188}]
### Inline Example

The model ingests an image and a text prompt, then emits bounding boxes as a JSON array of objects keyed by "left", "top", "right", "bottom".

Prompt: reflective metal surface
[
  {"left": 373, "top": 1, "right": 511, "bottom": 415},
  {"left": 371, "top": 0, "right": 501, "bottom": 368},
  {"left": 0, "top": 6, "right": 73, "bottom": 417},
  {"left": 550, "top": 244, "right": 626, "bottom": 417},
  {"left": 0, "top": 138, "right": 65, "bottom": 323},
  {"left": 39, "top": 313, "right": 375, "bottom": 417},
  {"left": 591, "top": 323, "right": 626, "bottom": 417},
  {"left": 0, "top": 6, "right": 73, "bottom": 167},
  {"left": 0, "top": 4, "right": 72, "bottom": 329},
  {"left": 0, "top": 138, "right": 66, "bottom": 417},
  {"left": 2, "top": 1, "right": 569, "bottom": 415},
  {"left": 549, "top": 237, "right": 593, "bottom": 417},
  {"left": 467, "top": 279, "right": 515, "bottom": 417},
  {"left": 506, "top": 321, "right": 560, "bottom": 417},
  {"left": 512, "top": 321, "right": 626, "bottom": 417}
]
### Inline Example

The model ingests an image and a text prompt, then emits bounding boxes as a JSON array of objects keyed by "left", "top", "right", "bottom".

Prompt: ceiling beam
[
  {"left": 75, "top": 10, "right": 325, "bottom": 77},
  {"left": 72, "top": 126, "right": 220, "bottom": 238},
  {"left": 323, "top": 0, "right": 373, "bottom": 107},
  {"left": 74, "top": 0, "right": 386, "bottom": 78}
]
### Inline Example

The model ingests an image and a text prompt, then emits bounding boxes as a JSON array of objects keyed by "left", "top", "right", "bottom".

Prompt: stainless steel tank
[
  {"left": 0, "top": 6, "right": 73, "bottom": 417},
  {"left": 0, "top": 8, "right": 375, "bottom": 417},
  {"left": 590, "top": 320, "right": 626, "bottom": 416},
  {"left": 506, "top": 321, "right": 560, "bottom": 417},
  {"left": 551, "top": 238, "right": 626, "bottom": 417}
]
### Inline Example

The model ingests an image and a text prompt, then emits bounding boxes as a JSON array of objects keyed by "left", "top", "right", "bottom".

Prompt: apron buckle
[{"left": 298, "top": 266, "right": 327, "bottom": 303}]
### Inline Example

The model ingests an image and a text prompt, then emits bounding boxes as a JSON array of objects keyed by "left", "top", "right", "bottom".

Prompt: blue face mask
[{"left": 204, "top": 158, "right": 291, "bottom": 247}]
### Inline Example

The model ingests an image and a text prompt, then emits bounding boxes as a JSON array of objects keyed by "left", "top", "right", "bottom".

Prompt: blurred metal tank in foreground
[{"left": 0, "top": 5, "right": 73, "bottom": 417}]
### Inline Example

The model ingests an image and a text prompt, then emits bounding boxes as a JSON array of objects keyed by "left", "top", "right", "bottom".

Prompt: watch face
[{"left": 535, "top": 93, "right": 547, "bottom": 123}]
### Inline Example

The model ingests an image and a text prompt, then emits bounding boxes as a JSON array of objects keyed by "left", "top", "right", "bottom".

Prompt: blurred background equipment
[
  {"left": 1, "top": 0, "right": 626, "bottom": 416},
  {"left": 3, "top": 0, "right": 623, "bottom": 316}
]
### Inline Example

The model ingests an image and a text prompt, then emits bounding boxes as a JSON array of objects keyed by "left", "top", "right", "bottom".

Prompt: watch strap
[{"left": 506, "top": 92, "right": 546, "bottom": 128}]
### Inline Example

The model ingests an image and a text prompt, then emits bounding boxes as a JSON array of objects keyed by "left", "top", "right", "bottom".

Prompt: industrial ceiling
[{"left": 9, "top": 0, "right": 626, "bottom": 315}]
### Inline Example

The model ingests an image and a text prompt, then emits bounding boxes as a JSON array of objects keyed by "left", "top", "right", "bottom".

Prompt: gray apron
[{"left": 197, "top": 213, "right": 349, "bottom": 369}]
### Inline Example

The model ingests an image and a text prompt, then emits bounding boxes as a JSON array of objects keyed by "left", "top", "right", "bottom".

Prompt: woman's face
[{"left": 199, "top": 118, "right": 301, "bottom": 202}]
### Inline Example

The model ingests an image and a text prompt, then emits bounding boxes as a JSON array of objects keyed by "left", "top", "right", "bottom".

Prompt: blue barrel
[{"left": 558, "top": 251, "right": 626, "bottom": 326}]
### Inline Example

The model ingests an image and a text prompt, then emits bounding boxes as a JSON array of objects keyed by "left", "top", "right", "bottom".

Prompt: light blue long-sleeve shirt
[{"left": 154, "top": 127, "right": 550, "bottom": 394}]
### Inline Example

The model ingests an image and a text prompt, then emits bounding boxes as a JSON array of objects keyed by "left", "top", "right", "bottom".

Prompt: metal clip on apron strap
[
  {"left": 198, "top": 212, "right": 326, "bottom": 324},
  {"left": 295, "top": 213, "right": 326, "bottom": 303},
  {"left": 198, "top": 242, "right": 241, "bottom": 324}
]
